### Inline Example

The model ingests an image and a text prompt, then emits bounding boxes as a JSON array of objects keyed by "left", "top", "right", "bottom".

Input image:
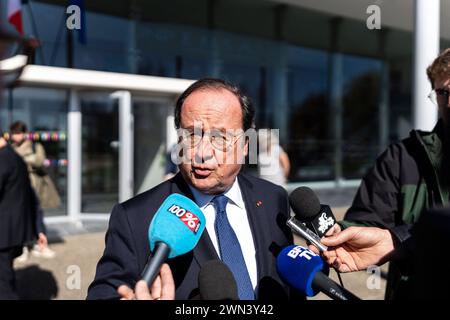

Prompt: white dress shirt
[{"left": 188, "top": 177, "right": 258, "bottom": 289}]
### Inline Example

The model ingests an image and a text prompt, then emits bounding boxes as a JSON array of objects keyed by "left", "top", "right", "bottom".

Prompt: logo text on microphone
[
  {"left": 318, "top": 212, "right": 335, "bottom": 234},
  {"left": 168, "top": 204, "right": 201, "bottom": 234},
  {"left": 287, "top": 246, "right": 318, "bottom": 260}
]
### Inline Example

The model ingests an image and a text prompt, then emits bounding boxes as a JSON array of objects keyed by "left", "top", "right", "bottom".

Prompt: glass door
[
  {"left": 133, "top": 96, "right": 174, "bottom": 195},
  {"left": 80, "top": 92, "right": 119, "bottom": 213}
]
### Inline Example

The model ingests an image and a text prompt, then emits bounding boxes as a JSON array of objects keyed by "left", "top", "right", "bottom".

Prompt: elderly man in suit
[{"left": 87, "top": 78, "right": 297, "bottom": 300}]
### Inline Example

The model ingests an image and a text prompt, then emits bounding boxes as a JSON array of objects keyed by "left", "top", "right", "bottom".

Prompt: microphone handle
[
  {"left": 141, "top": 242, "right": 171, "bottom": 286},
  {"left": 312, "top": 272, "right": 360, "bottom": 301},
  {"left": 287, "top": 217, "right": 328, "bottom": 251}
]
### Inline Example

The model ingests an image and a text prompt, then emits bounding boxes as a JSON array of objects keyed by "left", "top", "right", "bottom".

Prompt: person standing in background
[
  {"left": 257, "top": 129, "right": 290, "bottom": 187},
  {"left": 9, "top": 121, "right": 59, "bottom": 260}
]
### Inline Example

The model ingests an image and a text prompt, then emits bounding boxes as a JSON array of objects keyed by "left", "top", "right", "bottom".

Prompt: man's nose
[{"left": 194, "top": 134, "right": 214, "bottom": 163}]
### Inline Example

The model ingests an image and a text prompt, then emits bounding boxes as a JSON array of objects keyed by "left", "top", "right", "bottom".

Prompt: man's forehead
[
  {"left": 434, "top": 75, "right": 450, "bottom": 87},
  {"left": 181, "top": 89, "right": 242, "bottom": 121},
  {"left": 183, "top": 88, "right": 240, "bottom": 106}
]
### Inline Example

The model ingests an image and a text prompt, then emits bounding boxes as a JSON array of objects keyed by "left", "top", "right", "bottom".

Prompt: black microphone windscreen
[
  {"left": 289, "top": 186, "right": 321, "bottom": 219},
  {"left": 198, "top": 260, "right": 239, "bottom": 300}
]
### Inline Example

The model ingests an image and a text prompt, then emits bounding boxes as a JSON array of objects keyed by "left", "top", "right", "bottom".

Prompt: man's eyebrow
[
  {"left": 210, "top": 127, "right": 227, "bottom": 132},
  {"left": 181, "top": 126, "right": 228, "bottom": 132}
]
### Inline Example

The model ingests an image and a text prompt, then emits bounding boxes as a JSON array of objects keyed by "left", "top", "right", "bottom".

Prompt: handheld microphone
[
  {"left": 141, "top": 193, "right": 206, "bottom": 286},
  {"left": 287, "top": 187, "right": 337, "bottom": 251},
  {"left": 289, "top": 187, "right": 336, "bottom": 237},
  {"left": 198, "top": 260, "right": 239, "bottom": 300},
  {"left": 276, "top": 245, "right": 360, "bottom": 300}
]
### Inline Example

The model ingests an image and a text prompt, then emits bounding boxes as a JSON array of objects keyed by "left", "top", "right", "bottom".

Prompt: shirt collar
[{"left": 188, "top": 177, "right": 244, "bottom": 209}]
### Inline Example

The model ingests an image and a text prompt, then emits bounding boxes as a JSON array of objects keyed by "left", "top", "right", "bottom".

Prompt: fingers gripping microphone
[
  {"left": 198, "top": 260, "right": 239, "bottom": 300},
  {"left": 141, "top": 193, "right": 206, "bottom": 286},
  {"left": 276, "top": 245, "right": 360, "bottom": 300}
]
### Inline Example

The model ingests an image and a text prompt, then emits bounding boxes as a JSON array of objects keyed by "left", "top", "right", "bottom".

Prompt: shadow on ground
[{"left": 16, "top": 264, "right": 58, "bottom": 300}]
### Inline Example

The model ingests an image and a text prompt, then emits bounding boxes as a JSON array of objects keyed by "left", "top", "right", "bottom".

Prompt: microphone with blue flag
[
  {"left": 141, "top": 193, "right": 206, "bottom": 286},
  {"left": 276, "top": 245, "right": 360, "bottom": 300}
]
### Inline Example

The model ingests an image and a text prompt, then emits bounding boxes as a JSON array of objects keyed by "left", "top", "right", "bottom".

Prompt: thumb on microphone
[
  {"left": 118, "top": 263, "right": 175, "bottom": 300},
  {"left": 150, "top": 263, "right": 175, "bottom": 300}
]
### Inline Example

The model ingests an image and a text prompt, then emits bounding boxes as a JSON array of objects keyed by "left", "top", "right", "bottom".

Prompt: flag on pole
[{"left": 7, "top": 0, "right": 24, "bottom": 35}]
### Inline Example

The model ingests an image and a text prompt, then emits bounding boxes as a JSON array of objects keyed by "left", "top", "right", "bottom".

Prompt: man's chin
[{"left": 189, "top": 177, "right": 224, "bottom": 194}]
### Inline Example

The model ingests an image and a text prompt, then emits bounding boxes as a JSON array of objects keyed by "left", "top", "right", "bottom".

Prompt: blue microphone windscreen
[
  {"left": 149, "top": 193, "right": 206, "bottom": 258},
  {"left": 276, "top": 245, "right": 325, "bottom": 297}
]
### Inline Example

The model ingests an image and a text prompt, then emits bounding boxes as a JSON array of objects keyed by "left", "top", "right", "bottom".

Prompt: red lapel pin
[{"left": 256, "top": 200, "right": 262, "bottom": 207}]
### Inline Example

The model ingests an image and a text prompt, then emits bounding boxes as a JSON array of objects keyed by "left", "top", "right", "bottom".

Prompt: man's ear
[{"left": 243, "top": 137, "right": 249, "bottom": 157}]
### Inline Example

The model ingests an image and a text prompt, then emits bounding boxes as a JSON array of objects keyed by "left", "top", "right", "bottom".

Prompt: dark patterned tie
[{"left": 213, "top": 194, "right": 254, "bottom": 300}]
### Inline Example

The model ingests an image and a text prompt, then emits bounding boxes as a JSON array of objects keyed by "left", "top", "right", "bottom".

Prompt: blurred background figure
[
  {"left": 257, "top": 129, "right": 290, "bottom": 187},
  {"left": 0, "top": 128, "right": 36, "bottom": 299},
  {"left": 0, "top": 20, "right": 38, "bottom": 300},
  {"left": 10, "top": 121, "right": 59, "bottom": 260},
  {"left": 164, "top": 142, "right": 179, "bottom": 181}
]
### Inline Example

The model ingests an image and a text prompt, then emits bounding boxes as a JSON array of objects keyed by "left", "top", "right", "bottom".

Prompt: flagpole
[
  {"left": 49, "top": 10, "right": 67, "bottom": 66},
  {"left": 66, "top": 21, "right": 74, "bottom": 68},
  {"left": 8, "top": 89, "right": 14, "bottom": 127},
  {"left": 24, "top": 0, "right": 46, "bottom": 65}
]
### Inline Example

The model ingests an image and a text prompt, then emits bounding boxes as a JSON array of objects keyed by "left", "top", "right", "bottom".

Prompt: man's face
[
  {"left": 11, "top": 132, "right": 25, "bottom": 145},
  {"left": 433, "top": 76, "right": 450, "bottom": 127},
  {"left": 178, "top": 88, "right": 248, "bottom": 195}
]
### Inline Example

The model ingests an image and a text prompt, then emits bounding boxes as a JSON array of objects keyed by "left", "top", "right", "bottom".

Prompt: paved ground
[
  {"left": 12, "top": 188, "right": 388, "bottom": 300},
  {"left": 13, "top": 231, "right": 105, "bottom": 300}
]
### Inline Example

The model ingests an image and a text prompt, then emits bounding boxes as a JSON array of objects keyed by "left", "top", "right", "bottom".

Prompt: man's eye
[{"left": 437, "top": 89, "right": 450, "bottom": 97}]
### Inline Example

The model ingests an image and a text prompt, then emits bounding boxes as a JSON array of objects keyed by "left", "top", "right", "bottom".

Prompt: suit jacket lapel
[
  {"left": 170, "top": 173, "right": 219, "bottom": 266},
  {"left": 238, "top": 174, "right": 269, "bottom": 283}
]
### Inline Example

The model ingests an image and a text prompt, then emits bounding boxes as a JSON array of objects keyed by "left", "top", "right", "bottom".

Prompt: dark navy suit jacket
[{"left": 87, "top": 172, "right": 302, "bottom": 300}]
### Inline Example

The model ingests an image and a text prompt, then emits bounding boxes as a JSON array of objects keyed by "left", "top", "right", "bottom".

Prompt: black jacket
[
  {"left": 0, "top": 144, "right": 35, "bottom": 251},
  {"left": 341, "top": 120, "right": 450, "bottom": 299},
  {"left": 87, "top": 172, "right": 301, "bottom": 300}
]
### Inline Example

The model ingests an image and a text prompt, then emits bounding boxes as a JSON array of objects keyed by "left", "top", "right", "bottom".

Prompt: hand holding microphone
[
  {"left": 117, "top": 193, "right": 206, "bottom": 300},
  {"left": 318, "top": 226, "right": 396, "bottom": 273},
  {"left": 118, "top": 263, "right": 175, "bottom": 300},
  {"left": 276, "top": 245, "right": 360, "bottom": 300}
]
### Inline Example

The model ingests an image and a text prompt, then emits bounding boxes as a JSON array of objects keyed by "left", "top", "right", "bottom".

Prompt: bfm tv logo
[
  {"left": 168, "top": 204, "right": 201, "bottom": 234},
  {"left": 287, "top": 246, "right": 318, "bottom": 261}
]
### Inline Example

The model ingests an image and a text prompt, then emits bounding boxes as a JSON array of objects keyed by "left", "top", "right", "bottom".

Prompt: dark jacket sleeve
[
  {"left": 86, "top": 203, "right": 140, "bottom": 300},
  {"left": 341, "top": 143, "right": 401, "bottom": 230},
  {"left": 340, "top": 143, "right": 417, "bottom": 256}
]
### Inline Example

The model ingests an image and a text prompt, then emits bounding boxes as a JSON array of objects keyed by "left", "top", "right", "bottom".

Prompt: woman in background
[
  {"left": 257, "top": 129, "right": 290, "bottom": 188},
  {"left": 9, "top": 121, "right": 59, "bottom": 260}
]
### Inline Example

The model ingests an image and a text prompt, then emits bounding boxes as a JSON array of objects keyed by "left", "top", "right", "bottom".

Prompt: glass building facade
[{"left": 1, "top": 0, "right": 448, "bottom": 217}]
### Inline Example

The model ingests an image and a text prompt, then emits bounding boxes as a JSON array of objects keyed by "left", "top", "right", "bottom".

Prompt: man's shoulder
[
  {"left": 238, "top": 172, "right": 287, "bottom": 198},
  {"left": 119, "top": 178, "right": 175, "bottom": 213},
  {"left": 375, "top": 131, "right": 423, "bottom": 165},
  {"left": 0, "top": 145, "right": 25, "bottom": 170}
]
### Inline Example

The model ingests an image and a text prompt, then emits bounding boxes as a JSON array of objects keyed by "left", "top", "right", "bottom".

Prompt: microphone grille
[
  {"left": 199, "top": 260, "right": 239, "bottom": 300},
  {"left": 289, "top": 186, "right": 321, "bottom": 219}
]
